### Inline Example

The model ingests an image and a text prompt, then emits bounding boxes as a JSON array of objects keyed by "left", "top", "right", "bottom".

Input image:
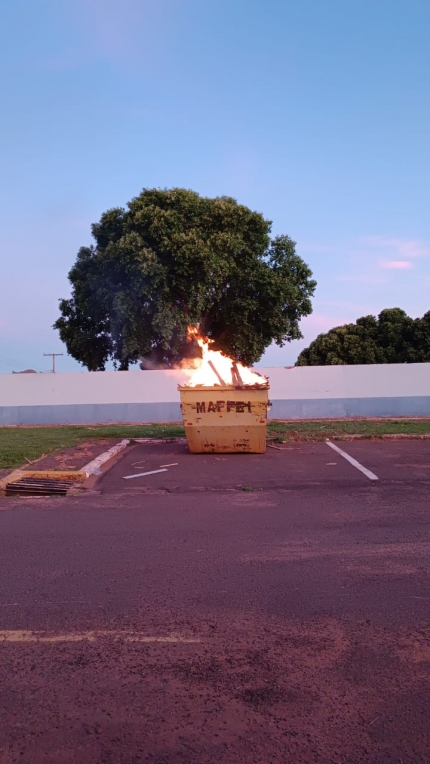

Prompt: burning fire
[{"left": 184, "top": 326, "right": 268, "bottom": 388}]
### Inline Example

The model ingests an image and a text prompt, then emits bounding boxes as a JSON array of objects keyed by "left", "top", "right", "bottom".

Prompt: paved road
[{"left": 1, "top": 442, "right": 430, "bottom": 764}]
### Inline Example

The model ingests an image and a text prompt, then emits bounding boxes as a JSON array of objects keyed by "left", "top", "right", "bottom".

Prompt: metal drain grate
[{"left": 6, "top": 477, "right": 73, "bottom": 496}]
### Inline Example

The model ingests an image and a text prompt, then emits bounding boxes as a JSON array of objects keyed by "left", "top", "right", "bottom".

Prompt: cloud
[
  {"left": 62, "top": 0, "right": 177, "bottom": 65},
  {"left": 363, "top": 236, "right": 428, "bottom": 259},
  {"left": 259, "top": 312, "right": 350, "bottom": 366},
  {"left": 333, "top": 234, "right": 428, "bottom": 283},
  {"left": 381, "top": 260, "right": 413, "bottom": 270},
  {"left": 299, "top": 313, "right": 348, "bottom": 333},
  {"left": 35, "top": 0, "right": 179, "bottom": 72}
]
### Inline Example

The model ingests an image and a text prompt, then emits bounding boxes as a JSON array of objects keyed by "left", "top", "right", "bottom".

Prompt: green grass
[
  {"left": 267, "top": 418, "right": 430, "bottom": 442},
  {"left": 0, "top": 423, "right": 185, "bottom": 469},
  {"left": 1, "top": 419, "right": 429, "bottom": 470}
]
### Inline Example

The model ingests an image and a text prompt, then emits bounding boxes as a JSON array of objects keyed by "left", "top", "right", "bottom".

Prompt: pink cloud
[
  {"left": 381, "top": 260, "right": 413, "bottom": 270},
  {"left": 67, "top": 0, "right": 176, "bottom": 64},
  {"left": 299, "top": 313, "right": 349, "bottom": 333},
  {"left": 36, "top": 0, "right": 178, "bottom": 71},
  {"left": 364, "top": 236, "right": 428, "bottom": 259},
  {"left": 260, "top": 313, "right": 349, "bottom": 366}
]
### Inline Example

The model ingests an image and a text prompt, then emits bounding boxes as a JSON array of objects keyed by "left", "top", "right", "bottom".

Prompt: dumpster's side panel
[{"left": 179, "top": 386, "right": 269, "bottom": 454}]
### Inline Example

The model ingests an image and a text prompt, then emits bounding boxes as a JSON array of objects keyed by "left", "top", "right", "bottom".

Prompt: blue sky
[{"left": 1, "top": 0, "right": 429, "bottom": 372}]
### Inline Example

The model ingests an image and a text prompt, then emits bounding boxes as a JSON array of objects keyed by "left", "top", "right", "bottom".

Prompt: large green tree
[
  {"left": 296, "top": 308, "right": 430, "bottom": 365},
  {"left": 55, "top": 188, "right": 316, "bottom": 370}
]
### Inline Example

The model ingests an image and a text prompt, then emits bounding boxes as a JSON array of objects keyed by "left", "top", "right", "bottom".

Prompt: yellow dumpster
[{"left": 178, "top": 384, "right": 270, "bottom": 454}]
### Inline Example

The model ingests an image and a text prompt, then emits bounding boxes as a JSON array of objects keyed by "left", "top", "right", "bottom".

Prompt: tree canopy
[
  {"left": 296, "top": 308, "right": 430, "bottom": 366},
  {"left": 55, "top": 188, "right": 316, "bottom": 370}
]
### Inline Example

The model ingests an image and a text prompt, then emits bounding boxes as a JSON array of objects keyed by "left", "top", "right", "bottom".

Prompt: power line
[{"left": 43, "top": 353, "right": 63, "bottom": 373}]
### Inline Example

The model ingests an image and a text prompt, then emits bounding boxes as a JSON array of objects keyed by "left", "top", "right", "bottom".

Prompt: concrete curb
[
  {"left": 331, "top": 434, "right": 430, "bottom": 441},
  {"left": 277, "top": 433, "right": 430, "bottom": 443},
  {"left": 0, "top": 469, "right": 25, "bottom": 495},
  {"left": 81, "top": 439, "right": 130, "bottom": 476},
  {"left": 0, "top": 440, "right": 131, "bottom": 495}
]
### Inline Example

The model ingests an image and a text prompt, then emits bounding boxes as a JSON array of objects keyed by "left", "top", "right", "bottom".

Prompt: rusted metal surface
[
  {"left": 178, "top": 384, "right": 270, "bottom": 454},
  {"left": 5, "top": 477, "right": 73, "bottom": 496}
]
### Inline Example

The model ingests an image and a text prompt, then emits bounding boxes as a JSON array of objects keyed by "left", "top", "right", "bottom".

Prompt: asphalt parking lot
[
  {"left": 97, "top": 438, "right": 430, "bottom": 492},
  {"left": 1, "top": 440, "right": 429, "bottom": 764}
]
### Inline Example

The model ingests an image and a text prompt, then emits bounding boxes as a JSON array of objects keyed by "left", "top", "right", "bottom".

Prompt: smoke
[
  {"left": 139, "top": 356, "right": 170, "bottom": 371},
  {"left": 139, "top": 356, "right": 202, "bottom": 372}
]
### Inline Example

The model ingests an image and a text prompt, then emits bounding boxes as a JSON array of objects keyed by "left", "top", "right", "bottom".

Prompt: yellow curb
[
  {"left": 0, "top": 469, "right": 25, "bottom": 495},
  {"left": 0, "top": 470, "right": 86, "bottom": 495},
  {"left": 18, "top": 471, "right": 86, "bottom": 480}
]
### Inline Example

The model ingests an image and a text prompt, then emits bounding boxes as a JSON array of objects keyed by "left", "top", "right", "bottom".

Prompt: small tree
[
  {"left": 295, "top": 308, "right": 430, "bottom": 365},
  {"left": 55, "top": 188, "right": 316, "bottom": 369}
]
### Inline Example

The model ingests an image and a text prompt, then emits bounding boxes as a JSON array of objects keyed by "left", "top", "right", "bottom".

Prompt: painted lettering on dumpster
[
  {"left": 229, "top": 401, "right": 252, "bottom": 413},
  {"left": 195, "top": 401, "right": 252, "bottom": 414}
]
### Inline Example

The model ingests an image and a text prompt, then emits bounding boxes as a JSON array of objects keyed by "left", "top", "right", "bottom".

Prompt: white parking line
[
  {"left": 123, "top": 468, "right": 168, "bottom": 480},
  {"left": 326, "top": 441, "right": 378, "bottom": 481}
]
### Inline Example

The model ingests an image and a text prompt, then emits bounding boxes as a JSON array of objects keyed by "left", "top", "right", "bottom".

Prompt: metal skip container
[{"left": 178, "top": 383, "right": 270, "bottom": 454}]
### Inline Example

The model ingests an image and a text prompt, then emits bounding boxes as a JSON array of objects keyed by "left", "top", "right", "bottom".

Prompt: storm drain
[{"left": 6, "top": 477, "right": 73, "bottom": 497}]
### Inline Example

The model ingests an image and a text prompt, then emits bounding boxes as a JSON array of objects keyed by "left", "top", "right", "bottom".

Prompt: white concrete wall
[
  {"left": 1, "top": 364, "right": 429, "bottom": 424},
  {"left": 1, "top": 364, "right": 429, "bottom": 406},
  {"left": 0, "top": 369, "right": 190, "bottom": 407},
  {"left": 263, "top": 364, "right": 430, "bottom": 400}
]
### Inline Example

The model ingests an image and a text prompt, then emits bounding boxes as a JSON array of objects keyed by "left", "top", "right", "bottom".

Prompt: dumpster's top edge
[{"left": 178, "top": 384, "right": 270, "bottom": 391}]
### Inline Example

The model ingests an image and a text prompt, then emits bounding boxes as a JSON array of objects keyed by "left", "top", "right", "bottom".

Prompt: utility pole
[{"left": 43, "top": 353, "right": 63, "bottom": 373}]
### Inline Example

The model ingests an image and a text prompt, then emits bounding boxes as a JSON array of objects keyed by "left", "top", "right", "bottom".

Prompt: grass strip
[
  {"left": 0, "top": 424, "right": 184, "bottom": 469},
  {"left": 268, "top": 419, "right": 430, "bottom": 442},
  {"left": 1, "top": 419, "right": 430, "bottom": 469}
]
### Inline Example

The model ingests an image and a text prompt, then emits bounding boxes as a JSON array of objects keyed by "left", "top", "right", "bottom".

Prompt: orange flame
[{"left": 184, "top": 326, "right": 268, "bottom": 388}]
